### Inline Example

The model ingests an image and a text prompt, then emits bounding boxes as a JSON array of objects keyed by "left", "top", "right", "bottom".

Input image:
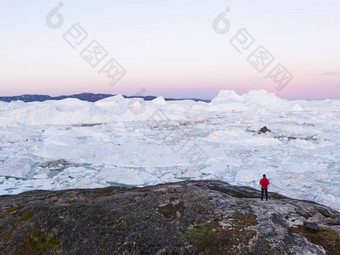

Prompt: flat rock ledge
[{"left": 0, "top": 180, "right": 339, "bottom": 255}]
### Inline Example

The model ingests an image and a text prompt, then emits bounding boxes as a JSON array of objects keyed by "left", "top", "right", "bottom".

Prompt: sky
[{"left": 0, "top": 0, "right": 339, "bottom": 99}]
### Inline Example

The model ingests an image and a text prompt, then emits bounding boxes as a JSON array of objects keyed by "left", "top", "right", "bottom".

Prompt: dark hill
[
  {"left": 0, "top": 180, "right": 339, "bottom": 254},
  {"left": 0, "top": 93, "right": 210, "bottom": 103}
]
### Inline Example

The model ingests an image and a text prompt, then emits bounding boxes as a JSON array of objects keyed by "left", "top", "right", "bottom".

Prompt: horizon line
[{"left": 0, "top": 90, "right": 339, "bottom": 101}]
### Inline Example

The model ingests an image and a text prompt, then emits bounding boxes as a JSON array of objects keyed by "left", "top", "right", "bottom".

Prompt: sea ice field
[{"left": 0, "top": 90, "right": 339, "bottom": 211}]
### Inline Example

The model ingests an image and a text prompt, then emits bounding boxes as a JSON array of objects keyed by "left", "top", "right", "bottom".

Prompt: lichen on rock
[{"left": 0, "top": 180, "right": 339, "bottom": 254}]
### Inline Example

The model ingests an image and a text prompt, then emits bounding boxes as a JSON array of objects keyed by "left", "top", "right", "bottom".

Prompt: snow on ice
[{"left": 0, "top": 90, "right": 339, "bottom": 211}]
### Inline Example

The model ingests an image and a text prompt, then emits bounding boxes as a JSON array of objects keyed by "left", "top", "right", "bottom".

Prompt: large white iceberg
[{"left": 0, "top": 90, "right": 339, "bottom": 211}]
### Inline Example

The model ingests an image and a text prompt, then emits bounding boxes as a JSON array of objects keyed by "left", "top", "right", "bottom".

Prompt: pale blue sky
[{"left": 0, "top": 0, "right": 339, "bottom": 99}]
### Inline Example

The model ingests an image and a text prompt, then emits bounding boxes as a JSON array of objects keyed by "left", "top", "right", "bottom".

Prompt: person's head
[{"left": 263, "top": 174, "right": 266, "bottom": 177}]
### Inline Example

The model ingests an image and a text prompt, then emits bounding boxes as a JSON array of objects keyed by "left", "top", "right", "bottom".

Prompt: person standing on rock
[{"left": 260, "top": 174, "right": 270, "bottom": 201}]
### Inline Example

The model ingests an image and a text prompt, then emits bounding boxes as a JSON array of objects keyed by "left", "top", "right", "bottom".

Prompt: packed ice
[{"left": 0, "top": 90, "right": 339, "bottom": 211}]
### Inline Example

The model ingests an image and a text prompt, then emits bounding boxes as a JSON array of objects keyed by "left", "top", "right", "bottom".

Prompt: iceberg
[{"left": 0, "top": 89, "right": 339, "bottom": 211}]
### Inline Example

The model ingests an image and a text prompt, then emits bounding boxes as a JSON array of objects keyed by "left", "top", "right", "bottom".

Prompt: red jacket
[{"left": 260, "top": 177, "right": 270, "bottom": 189}]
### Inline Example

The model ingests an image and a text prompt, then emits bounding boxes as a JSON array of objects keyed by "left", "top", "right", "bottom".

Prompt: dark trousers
[{"left": 261, "top": 188, "right": 268, "bottom": 200}]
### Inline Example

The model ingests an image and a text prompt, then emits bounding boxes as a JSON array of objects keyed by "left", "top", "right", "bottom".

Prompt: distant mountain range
[{"left": 0, "top": 93, "right": 210, "bottom": 103}]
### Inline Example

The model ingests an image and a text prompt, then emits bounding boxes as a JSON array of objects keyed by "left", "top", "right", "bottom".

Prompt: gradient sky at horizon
[{"left": 0, "top": 0, "right": 339, "bottom": 99}]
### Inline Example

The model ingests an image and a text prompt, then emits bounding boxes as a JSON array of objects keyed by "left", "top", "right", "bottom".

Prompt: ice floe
[{"left": 0, "top": 90, "right": 339, "bottom": 211}]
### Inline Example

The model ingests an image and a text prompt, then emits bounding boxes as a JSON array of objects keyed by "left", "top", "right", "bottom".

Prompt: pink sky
[{"left": 1, "top": 0, "right": 339, "bottom": 99}]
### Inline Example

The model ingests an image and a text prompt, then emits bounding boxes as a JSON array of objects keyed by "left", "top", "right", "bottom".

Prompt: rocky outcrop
[
  {"left": 258, "top": 126, "right": 271, "bottom": 134},
  {"left": 39, "top": 159, "right": 77, "bottom": 171},
  {"left": 0, "top": 180, "right": 339, "bottom": 255}
]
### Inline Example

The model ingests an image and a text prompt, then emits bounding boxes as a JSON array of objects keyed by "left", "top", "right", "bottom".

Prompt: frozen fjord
[{"left": 0, "top": 90, "right": 339, "bottom": 211}]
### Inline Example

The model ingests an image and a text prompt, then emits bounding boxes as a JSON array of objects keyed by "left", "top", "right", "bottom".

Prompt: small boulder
[
  {"left": 305, "top": 223, "right": 318, "bottom": 232},
  {"left": 259, "top": 126, "right": 271, "bottom": 133},
  {"left": 39, "top": 159, "right": 72, "bottom": 171}
]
